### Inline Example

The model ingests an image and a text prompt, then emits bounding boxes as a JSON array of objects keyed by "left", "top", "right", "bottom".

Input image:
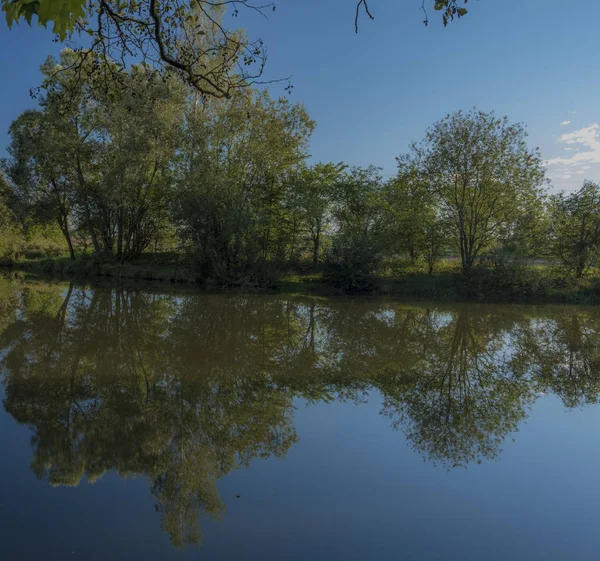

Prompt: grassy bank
[
  {"left": 3, "top": 254, "right": 600, "bottom": 304},
  {"left": 3, "top": 253, "right": 199, "bottom": 283}
]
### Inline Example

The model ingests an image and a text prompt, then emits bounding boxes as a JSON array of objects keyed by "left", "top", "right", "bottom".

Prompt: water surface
[{"left": 1, "top": 278, "right": 600, "bottom": 560}]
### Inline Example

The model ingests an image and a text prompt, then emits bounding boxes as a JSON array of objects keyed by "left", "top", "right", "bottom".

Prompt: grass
[
  {"left": 6, "top": 252, "right": 198, "bottom": 283},
  {"left": 4, "top": 253, "right": 600, "bottom": 304},
  {"left": 379, "top": 261, "right": 600, "bottom": 304}
]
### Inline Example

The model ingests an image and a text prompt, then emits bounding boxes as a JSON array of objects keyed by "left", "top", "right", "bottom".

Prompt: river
[{"left": 1, "top": 277, "right": 599, "bottom": 560}]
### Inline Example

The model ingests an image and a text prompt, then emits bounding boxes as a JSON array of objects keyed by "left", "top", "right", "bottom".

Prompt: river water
[{"left": 1, "top": 278, "right": 599, "bottom": 560}]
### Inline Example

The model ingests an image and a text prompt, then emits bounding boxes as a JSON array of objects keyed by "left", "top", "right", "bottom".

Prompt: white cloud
[
  {"left": 547, "top": 123, "right": 600, "bottom": 168},
  {"left": 560, "top": 120, "right": 571, "bottom": 126}
]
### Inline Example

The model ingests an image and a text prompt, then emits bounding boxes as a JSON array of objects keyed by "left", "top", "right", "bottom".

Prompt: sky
[{"left": 0, "top": 0, "right": 599, "bottom": 192}]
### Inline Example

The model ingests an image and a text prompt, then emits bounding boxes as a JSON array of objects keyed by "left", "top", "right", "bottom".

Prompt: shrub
[{"left": 324, "top": 231, "right": 383, "bottom": 292}]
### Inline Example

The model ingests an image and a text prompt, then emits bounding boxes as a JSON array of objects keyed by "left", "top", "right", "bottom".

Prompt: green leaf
[{"left": 2, "top": 0, "right": 86, "bottom": 39}]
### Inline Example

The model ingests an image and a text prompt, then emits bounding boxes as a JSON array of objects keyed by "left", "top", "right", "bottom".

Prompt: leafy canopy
[
  {"left": 3, "top": 0, "right": 86, "bottom": 39},
  {"left": 3, "top": 1, "right": 471, "bottom": 97}
]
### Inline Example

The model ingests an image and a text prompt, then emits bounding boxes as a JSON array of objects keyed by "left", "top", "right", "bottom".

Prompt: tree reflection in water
[{"left": 1, "top": 278, "right": 599, "bottom": 547}]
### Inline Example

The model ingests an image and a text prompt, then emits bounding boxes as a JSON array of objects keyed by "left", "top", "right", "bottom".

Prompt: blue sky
[{"left": 1, "top": 0, "right": 599, "bottom": 192}]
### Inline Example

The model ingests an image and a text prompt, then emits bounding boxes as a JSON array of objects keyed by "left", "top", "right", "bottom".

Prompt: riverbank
[{"left": 3, "top": 254, "right": 600, "bottom": 304}]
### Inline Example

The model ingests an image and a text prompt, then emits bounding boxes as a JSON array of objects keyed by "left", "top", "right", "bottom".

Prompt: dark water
[{"left": 1, "top": 279, "right": 600, "bottom": 560}]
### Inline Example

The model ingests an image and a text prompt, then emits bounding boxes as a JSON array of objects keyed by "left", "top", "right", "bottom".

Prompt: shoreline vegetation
[
  {"left": 4, "top": 254, "right": 600, "bottom": 304},
  {"left": 2, "top": 52, "right": 600, "bottom": 302}
]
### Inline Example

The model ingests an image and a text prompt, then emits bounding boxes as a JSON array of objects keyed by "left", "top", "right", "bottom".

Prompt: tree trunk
[
  {"left": 50, "top": 182, "right": 75, "bottom": 261},
  {"left": 74, "top": 148, "right": 101, "bottom": 254},
  {"left": 409, "top": 245, "right": 418, "bottom": 264},
  {"left": 312, "top": 222, "right": 321, "bottom": 265},
  {"left": 288, "top": 216, "right": 298, "bottom": 263},
  {"left": 462, "top": 253, "right": 474, "bottom": 276},
  {"left": 116, "top": 208, "right": 124, "bottom": 263},
  {"left": 460, "top": 234, "right": 474, "bottom": 276},
  {"left": 57, "top": 210, "right": 75, "bottom": 261},
  {"left": 313, "top": 236, "right": 320, "bottom": 264},
  {"left": 65, "top": 227, "right": 76, "bottom": 261},
  {"left": 576, "top": 253, "right": 586, "bottom": 279}
]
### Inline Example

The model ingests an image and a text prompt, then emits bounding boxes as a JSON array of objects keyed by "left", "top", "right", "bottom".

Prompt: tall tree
[
  {"left": 386, "top": 160, "right": 449, "bottom": 273},
  {"left": 326, "top": 166, "right": 390, "bottom": 291},
  {"left": 175, "top": 89, "right": 314, "bottom": 283},
  {"left": 91, "top": 65, "right": 186, "bottom": 259},
  {"left": 3, "top": 109, "right": 78, "bottom": 259},
  {"left": 402, "top": 109, "right": 546, "bottom": 275},
  {"left": 290, "top": 162, "right": 346, "bottom": 264},
  {"left": 5, "top": 51, "right": 187, "bottom": 260}
]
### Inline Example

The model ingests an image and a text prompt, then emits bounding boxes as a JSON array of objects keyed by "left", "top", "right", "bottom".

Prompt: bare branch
[{"left": 355, "top": 0, "right": 374, "bottom": 33}]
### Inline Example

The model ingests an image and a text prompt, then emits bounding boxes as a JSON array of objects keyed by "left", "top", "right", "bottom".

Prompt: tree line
[{"left": 1, "top": 49, "right": 600, "bottom": 290}]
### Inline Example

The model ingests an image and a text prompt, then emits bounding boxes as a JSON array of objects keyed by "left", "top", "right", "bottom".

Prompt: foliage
[
  {"left": 174, "top": 89, "right": 314, "bottom": 286},
  {"left": 3, "top": 0, "right": 86, "bottom": 38},
  {"left": 5, "top": 51, "right": 187, "bottom": 261},
  {"left": 385, "top": 161, "right": 450, "bottom": 274},
  {"left": 286, "top": 162, "right": 347, "bottom": 264},
  {"left": 4, "top": 51, "right": 316, "bottom": 287},
  {"left": 2, "top": 277, "right": 600, "bottom": 524},
  {"left": 549, "top": 181, "right": 600, "bottom": 278},
  {"left": 400, "top": 109, "right": 546, "bottom": 275},
  {"left": 0, "top": 197, "right": 23, "bottom": 259},
  {"left": 3, "top": 106, "right": 78, "bottom": 259},
  {"left": 324, "top": 166, "right": 390, "bottom": 291},
  {"left": 3, "top": 1, "right": 472, "bottom": 99},
  {"left": 1, "top": 57, "right": 593, "bottom": 299},
  {"left": 501, "top": 194, "right": 550, "bottom": 258},
  {"left": 3, "top": 0, "right": 271, "bottom": 98}
]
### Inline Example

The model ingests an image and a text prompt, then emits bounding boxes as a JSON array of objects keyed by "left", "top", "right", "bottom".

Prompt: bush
[
  {"left": 456, "top": 252, "right": 558, "bottom": 301},
  {"left": 206, "top": 260, "right": 281, "bottom": 290},
  {"left": 324, "top": 231, "right": 383, "bottom": 292}
]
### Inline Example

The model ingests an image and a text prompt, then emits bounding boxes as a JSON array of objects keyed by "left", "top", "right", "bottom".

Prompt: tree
[
  {"left": 403, "top": 109, "right": 546, "bottom": 275},
  {"left": 386, "top": 160, "right": 449, "bottom": 274},
  {"left": 422, "top": 217, "right": 451, "bottom": 275},
  {"left": 4, "top": 51, "right": 187, "bottom": 261},
  {"left": 0, "top": 181, "right": 23, "bottom": 260},
  {"left": 174, "top": 89, "right": 314, "bottom": 284},
  {"left": 2, "top": 1, "right": 470, "bottom": 98},
  {"left": 290, "top": 162, "right": 346, "bottom": 264},
  {"left": 325, "top": 166, "right": 390, "bottom": 291},
  {"left": 3, "top": 109, "right": 78, "bottom": 259},
  {"left": 549, "top": 181, "right": 600, "bottom": 278},
  {"left": 89, "top": 65, "right": 186, "bottom": 260},
  {"left": 4, "top": 48, "right": 317, "bottom": 276},
  {"left": 355, "top": 0, "right": 468, "bottom": 31},
  {"left": 500, "top": 193, "right": 550, "bottom": 259},
  {"left": 3, "top": 1, "right": 272, "bottom": 99}
]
